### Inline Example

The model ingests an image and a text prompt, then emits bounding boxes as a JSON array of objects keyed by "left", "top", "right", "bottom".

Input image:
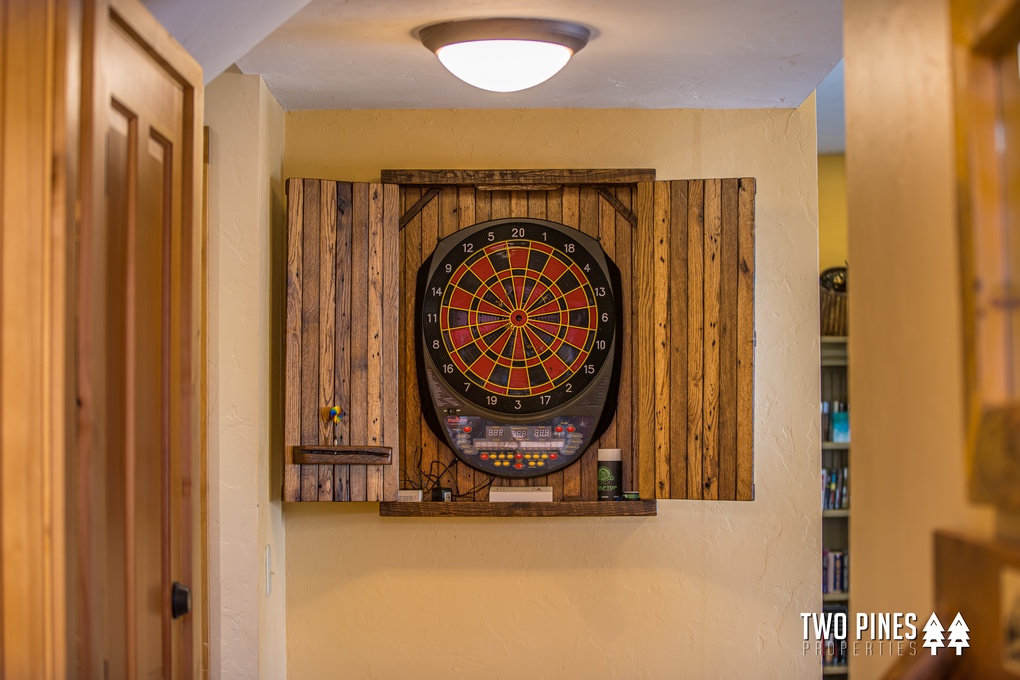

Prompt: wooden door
[
  {"left": 952, "top": 0, "right": 1020, "bottom": 509},
  {"left": 77, "top": 1, "right": 204, "bottom": 678}
]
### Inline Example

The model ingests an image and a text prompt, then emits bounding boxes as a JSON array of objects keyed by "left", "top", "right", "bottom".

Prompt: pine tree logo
[
  {"left": 947, "top": 613, "right": 970, "bottom": 654},
  {"left": 923, "top": 612, "right": 946, "bottom": 655}
]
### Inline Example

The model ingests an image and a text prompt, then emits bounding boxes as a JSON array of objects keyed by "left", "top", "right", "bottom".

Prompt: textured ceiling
[
  {"left": 815, "top": 60, "right": 845, "bottom": 154},
  {"left": 234, "top": 0, "right": 843, "bottom": 110},
  {"left": 142, "top": 0, "right": 313, "bottom": 84}
]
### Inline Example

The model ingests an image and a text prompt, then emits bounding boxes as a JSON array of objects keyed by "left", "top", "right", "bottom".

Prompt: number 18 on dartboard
[{"left": 415, "top": 218, "right": 622, "bottom": 478}]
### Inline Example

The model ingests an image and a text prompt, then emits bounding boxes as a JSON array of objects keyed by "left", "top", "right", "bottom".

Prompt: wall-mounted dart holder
[{"left": 293, "top": 406, "right": 392, "bottom": 465}]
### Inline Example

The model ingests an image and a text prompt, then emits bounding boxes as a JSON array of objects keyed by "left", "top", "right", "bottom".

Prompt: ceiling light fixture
[{"left": 419, "top": 18, "right": 591, "bottom": 93}]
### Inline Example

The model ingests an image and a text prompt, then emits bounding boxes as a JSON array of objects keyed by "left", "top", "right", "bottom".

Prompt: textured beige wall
[
  {"left": 282, "top": 102, "right": 822, "bottom": 679},
  {"left": 818, "top": 154, "right": 848, "bottom": 272},
  {"left": 205, "top": 69, "right": 287, "bottom": 679},
  {"left": 844, "top": 2, "right": 996, "bottom": 679}
]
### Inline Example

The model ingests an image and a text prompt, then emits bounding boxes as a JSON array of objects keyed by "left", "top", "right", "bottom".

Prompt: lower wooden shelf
[{"left": 379, "top": 500, "right": 657, "bottom": 517}]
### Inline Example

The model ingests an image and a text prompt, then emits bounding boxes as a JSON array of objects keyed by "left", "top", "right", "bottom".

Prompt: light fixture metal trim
[{"left": 419, "top": 18, "right": 591, "bottom": 55}]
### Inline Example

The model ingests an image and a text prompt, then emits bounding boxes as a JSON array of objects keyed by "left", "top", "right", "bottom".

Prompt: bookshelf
[{"left": 821, "top": 336, "right": 850, "bottom": 678}]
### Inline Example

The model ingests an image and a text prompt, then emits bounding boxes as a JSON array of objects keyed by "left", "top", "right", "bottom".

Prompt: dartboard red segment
[{"left": 416, "top": 218, "right": 621, "bottom": 479}]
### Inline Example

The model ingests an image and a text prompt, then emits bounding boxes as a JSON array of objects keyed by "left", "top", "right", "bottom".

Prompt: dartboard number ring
[{"left": 421, "top": 219, "right": 617, "bottom": 416}]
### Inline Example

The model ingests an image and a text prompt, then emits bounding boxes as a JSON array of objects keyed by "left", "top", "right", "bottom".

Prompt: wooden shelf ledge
[
  {"left": 294, "top": 445, "right": 392, "bottom": 465},
  {"left": 379, "top": 500, "right": 657, "bottom": 518}
]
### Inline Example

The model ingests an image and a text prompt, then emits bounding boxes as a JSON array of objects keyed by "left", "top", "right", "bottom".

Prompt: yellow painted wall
[
  {"left": 205, "top": 69, "right": 287, "bottom": 678},
  {"left": 844, "top": 1, "right": 996, "bottom": 678},
  {"left": 818, "top": 153, "right": 848, "bottom": 272},
  {"left": 282, "top": 102, "right": 823, "bottom": 678}
]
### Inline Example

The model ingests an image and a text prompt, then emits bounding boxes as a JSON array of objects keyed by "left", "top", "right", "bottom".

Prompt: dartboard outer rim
[{"left": 418, "top": 217, "right": 618, "bottom": 420}]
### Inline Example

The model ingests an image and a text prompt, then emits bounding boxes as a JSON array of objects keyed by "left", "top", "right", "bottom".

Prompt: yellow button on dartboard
[
  {"left": 541, "top": 454, "right": 549, "bottom": 459},
  {"left": 537, "top": 461, "right": 545, "bottom": 467},
  {"left": 528, "top": 461, "right": 536, "bottom": 467},
  {"left": 524, "top": 454, "right": 532, "bottom": 459}
]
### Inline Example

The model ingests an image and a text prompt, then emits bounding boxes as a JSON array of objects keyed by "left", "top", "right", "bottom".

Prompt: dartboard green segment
[{"left": 421, "top": 219, "right": 616, "bottom": 416}]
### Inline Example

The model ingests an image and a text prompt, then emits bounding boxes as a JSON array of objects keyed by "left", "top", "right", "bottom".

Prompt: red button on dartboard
[
  {"left": 514, "top": 463, "right": 524, "bottom": 469},
  {"left": 480, "top": 454, "right": 489, "bottom": 460}
]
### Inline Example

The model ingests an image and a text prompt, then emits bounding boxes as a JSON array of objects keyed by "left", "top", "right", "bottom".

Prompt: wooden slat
[
  {"left": 686, "top": 180, "right": 705, "bottom": 500},
  {"left": 381, "top": 168, "right": 656, "bottom": 186},
  {"left": 435, "top": 187, "right": 460, "bottom": 492},
  {"left": 668, "top": 181, "right": 689, "bottom": 498},
  {"left": 348, "top": 183, "right": 369, "bottom": 501},
  {"left": 365, "top": 184, "right": 385, "bottom": 501},
  {"left": 526, "top": 190, "right": 551, "bottom": 491},
  {"left": 736, "top": 178, "right": 756, "bottom": 500},
  {"left": 379, "top": 500, "right": 657, "bottom": 517},
  {"left": 717, "top": 179, "right": 740, "bottom": 500},
  {"left": 490, "top": 189, "right": 510, "bottom": 219},
  {"left": 597, "top": 188, "right": 617, "bottom": 457},
  {"left": 579, "top": 186, "right": 600, "bottom": 500},
  {"left": 382, "top": 183, "right": 401, "bottom": 501},
  {"left": 284, "top": 179, "right": 304, "bottom": 501},
  {"left": 635, "top": 182, "right": 656, "bottom": 500},
  {"left": 544, "top": 190, "right": 565, "bottom": 501},
  {"left": 615, "top": 187, "right": 635, "bottom": 494},
  {"left": 401, "top": 187, "right": 423, "bottom": 499},
  {"left": 334, "top": 182, "right": 352, "bottom": 501},
  {"left": 472, "top": 190, "right": 493, "bottom": 501},
  {"left": 300, "top": 179, "right": 321, "bottom": 499},
  {"left": 510, "top": 189, "right": 528, "bottom": 216},
  {"left": 418, "top": 186, "right": 441, "bottom": 495},
  {"left": 652, "top": 181, "right": 671, "bottom": 498},
  {"left": 456, "top": 187, "right": 478, "bottom": 499},
  {"left": 318, "top": 181, "right": 337, "bottom": 501},
  {"left": 702, "top": 180, "right": 722, "bottom": 500},
  {"left": 559, "top": 186, "right": 582, "bottom": 501}
]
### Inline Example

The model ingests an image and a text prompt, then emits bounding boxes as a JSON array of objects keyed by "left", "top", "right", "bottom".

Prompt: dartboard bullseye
[{"left": 416, "top": 218, "right": 621, "bottom": 479}]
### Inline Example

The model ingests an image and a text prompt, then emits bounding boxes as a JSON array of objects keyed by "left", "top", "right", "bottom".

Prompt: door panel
[
  {"left": 106, "top": 20, "right": 180, "bottom": 680},
  {"left": 77, "top": 1, "right": 204, "bottom": 678}
]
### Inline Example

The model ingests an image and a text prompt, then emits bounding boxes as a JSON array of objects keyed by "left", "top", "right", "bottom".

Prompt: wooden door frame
[
  {"left": 951, "top": 0, "right": 1020, "bottom": 509},
  {"left": 1, "top": 0, "right": 206, "bottom": 676},
  {"left": 0, "top": 0, "right": 81, "bottom": 676}
]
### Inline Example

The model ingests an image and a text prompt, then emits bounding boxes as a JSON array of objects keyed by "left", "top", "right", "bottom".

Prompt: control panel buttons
[{"left": 514, "top": 463, "right": 524, "bottom": 469}]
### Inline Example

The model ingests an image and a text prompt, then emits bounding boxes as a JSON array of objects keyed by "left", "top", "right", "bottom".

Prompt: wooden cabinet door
[{"left": 77, "top": 1, "right": 204, "bottom": 678}]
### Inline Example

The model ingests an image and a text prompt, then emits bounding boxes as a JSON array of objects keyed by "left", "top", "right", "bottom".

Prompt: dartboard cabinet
[{"left": 282, "top": 171, "right": 757, "bottom": 504}]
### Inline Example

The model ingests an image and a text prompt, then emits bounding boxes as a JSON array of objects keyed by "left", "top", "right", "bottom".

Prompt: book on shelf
[
  {"left": 822, "top": 604, "right": 850, "bottom": 668},
  {"left": 821, "top": 401, "right": 850, "bottom": 443},
  {"left": 832, "top": 411, "right": 850, "bottom": 443},
  {"left": 822, "top": 549, "right": 849, "bottom": 594},
  {"left": 821, "top": 467, "right": 849, "bottom": 510}
]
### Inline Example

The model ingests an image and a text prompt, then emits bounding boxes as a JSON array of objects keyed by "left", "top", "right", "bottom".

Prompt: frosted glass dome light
[{"left": 419, "top": 19, "right": 590, "bottom": 93}]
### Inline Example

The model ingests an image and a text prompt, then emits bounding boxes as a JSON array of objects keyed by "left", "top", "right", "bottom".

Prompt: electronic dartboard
[{"left": 416, "top": 218, "right": 622, "bottom": 479}]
